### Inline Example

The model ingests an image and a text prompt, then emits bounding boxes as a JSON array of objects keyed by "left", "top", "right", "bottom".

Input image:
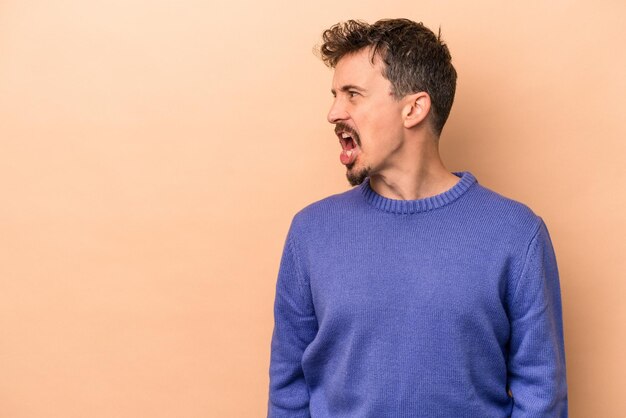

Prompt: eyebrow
[{"left": 331, "top": 84, "right": 367, "bottom": 95}]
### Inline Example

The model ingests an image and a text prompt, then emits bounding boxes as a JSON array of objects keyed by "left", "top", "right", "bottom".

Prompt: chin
[{"left": 346, "top": 165, "right": 369, "bottom": 186}]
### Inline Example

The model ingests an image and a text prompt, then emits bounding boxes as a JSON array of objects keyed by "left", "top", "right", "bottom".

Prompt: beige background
[{"left": 1, "top": 1, "right": 624, "bottom": 417}]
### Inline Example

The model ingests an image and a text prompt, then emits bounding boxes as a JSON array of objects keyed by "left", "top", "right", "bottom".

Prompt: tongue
[{"left": 340, "top": 148, "right": 357, "bottom": 165}]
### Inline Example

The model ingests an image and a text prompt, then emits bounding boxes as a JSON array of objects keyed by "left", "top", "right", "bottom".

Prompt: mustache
[{"left": 334, "top": 123, "right": 359, "bottom": 138}]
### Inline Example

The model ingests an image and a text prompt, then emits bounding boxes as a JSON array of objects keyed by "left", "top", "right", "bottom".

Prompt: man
[{"left": 268, "top": 18, "right": 567, "bottom": 417}]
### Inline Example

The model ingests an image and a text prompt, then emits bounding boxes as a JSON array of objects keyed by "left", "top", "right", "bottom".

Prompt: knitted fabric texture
[{"left": 268, "top": 171, "right": 568, "bottom": 417}]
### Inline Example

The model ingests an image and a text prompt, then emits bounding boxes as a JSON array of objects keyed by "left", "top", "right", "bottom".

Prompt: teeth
[
  {"left": 341, "top": 132, "right": 351, "bottom": 139},
  {"left": 346, "top": 150, "right": 353, "bottom": 156}
]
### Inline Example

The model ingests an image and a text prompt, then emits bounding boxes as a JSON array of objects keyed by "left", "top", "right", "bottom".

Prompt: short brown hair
[{"left": 318, "top": 18, "right": 457, "bottom": 136}]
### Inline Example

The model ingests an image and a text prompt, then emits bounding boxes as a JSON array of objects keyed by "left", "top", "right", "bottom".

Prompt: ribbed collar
[{"left": 359, "top": 171, "right": 477, "bottom": 214}]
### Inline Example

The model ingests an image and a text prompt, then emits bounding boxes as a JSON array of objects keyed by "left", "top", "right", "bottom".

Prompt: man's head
[
  {"left": 318, "top": 19, "right": 457, "bottom": 186},
  {"left": 319, "top": 18, "right": 457, "bottom": 137}
]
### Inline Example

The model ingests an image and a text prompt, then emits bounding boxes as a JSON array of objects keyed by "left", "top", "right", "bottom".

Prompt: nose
[{"left": 327, "top": 98, "right": 349, "bottom": 124}]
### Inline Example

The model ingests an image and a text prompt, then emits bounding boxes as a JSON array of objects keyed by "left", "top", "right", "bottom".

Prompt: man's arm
[
  {"left": 508, "top": 219, "right": 568, "bottom": 417},
  {"left": 268, "top": 225, "right": 317, "bottom": 418}
]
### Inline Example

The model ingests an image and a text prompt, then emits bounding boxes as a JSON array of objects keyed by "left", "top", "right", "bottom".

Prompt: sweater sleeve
[
  {"left": 268, "top": 223, "right": 318, "bottom": 418},
  {"left": 507, "top": 218, "right": 568, "bottom": 417}
]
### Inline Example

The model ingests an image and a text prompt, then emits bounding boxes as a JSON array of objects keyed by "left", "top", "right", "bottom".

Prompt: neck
[{"left": 368, "top": 138, "right": 459, "bottom": 201}]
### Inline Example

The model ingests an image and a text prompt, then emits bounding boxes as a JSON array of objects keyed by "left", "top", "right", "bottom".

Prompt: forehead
[{"left": 331, "top": 47, "right": 389, "bottom": 90}]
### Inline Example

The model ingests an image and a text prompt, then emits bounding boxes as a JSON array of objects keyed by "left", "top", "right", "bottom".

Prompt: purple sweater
[{"left": 268, "top": 171, "right": 568, "bottom": 417}]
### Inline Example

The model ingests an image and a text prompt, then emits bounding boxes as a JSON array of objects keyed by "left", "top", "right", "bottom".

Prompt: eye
[{"left": 348, "top": 90, "right": 359, "bottom": 97}]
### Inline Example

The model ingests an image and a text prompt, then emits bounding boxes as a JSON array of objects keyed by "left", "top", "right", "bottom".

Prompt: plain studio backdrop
[{"left": 1, "top": 1, "right": 624, "bottom": 417}]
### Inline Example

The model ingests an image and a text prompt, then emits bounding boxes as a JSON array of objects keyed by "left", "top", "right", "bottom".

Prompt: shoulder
[
  {"left": 280, "top": 186, "right": 359, "bottom": 263},
  {"left": 289, "top": 186, "right": 361, "bottom": 231},
  {"left": 466, "top": 181, "right": 544, "bottom": 240},
  {"left": 464, "top": 181, "right": 554, "bottom": 295}
]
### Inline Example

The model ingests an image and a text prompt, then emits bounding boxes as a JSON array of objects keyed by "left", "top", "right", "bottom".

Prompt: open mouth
[
  {"left": 335, "top": 124, "right": 359, "bottom": 150},
  {"left": 335, "top": 125, "right": 360, "bottom": 166},
  {"left": 339, "top": 132, "right": 357, "bottom": 150}
]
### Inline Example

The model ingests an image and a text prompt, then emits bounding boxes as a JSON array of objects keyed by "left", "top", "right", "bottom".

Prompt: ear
[{"left": 401, "top": 92, "right": 431, "bottom": 129}]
